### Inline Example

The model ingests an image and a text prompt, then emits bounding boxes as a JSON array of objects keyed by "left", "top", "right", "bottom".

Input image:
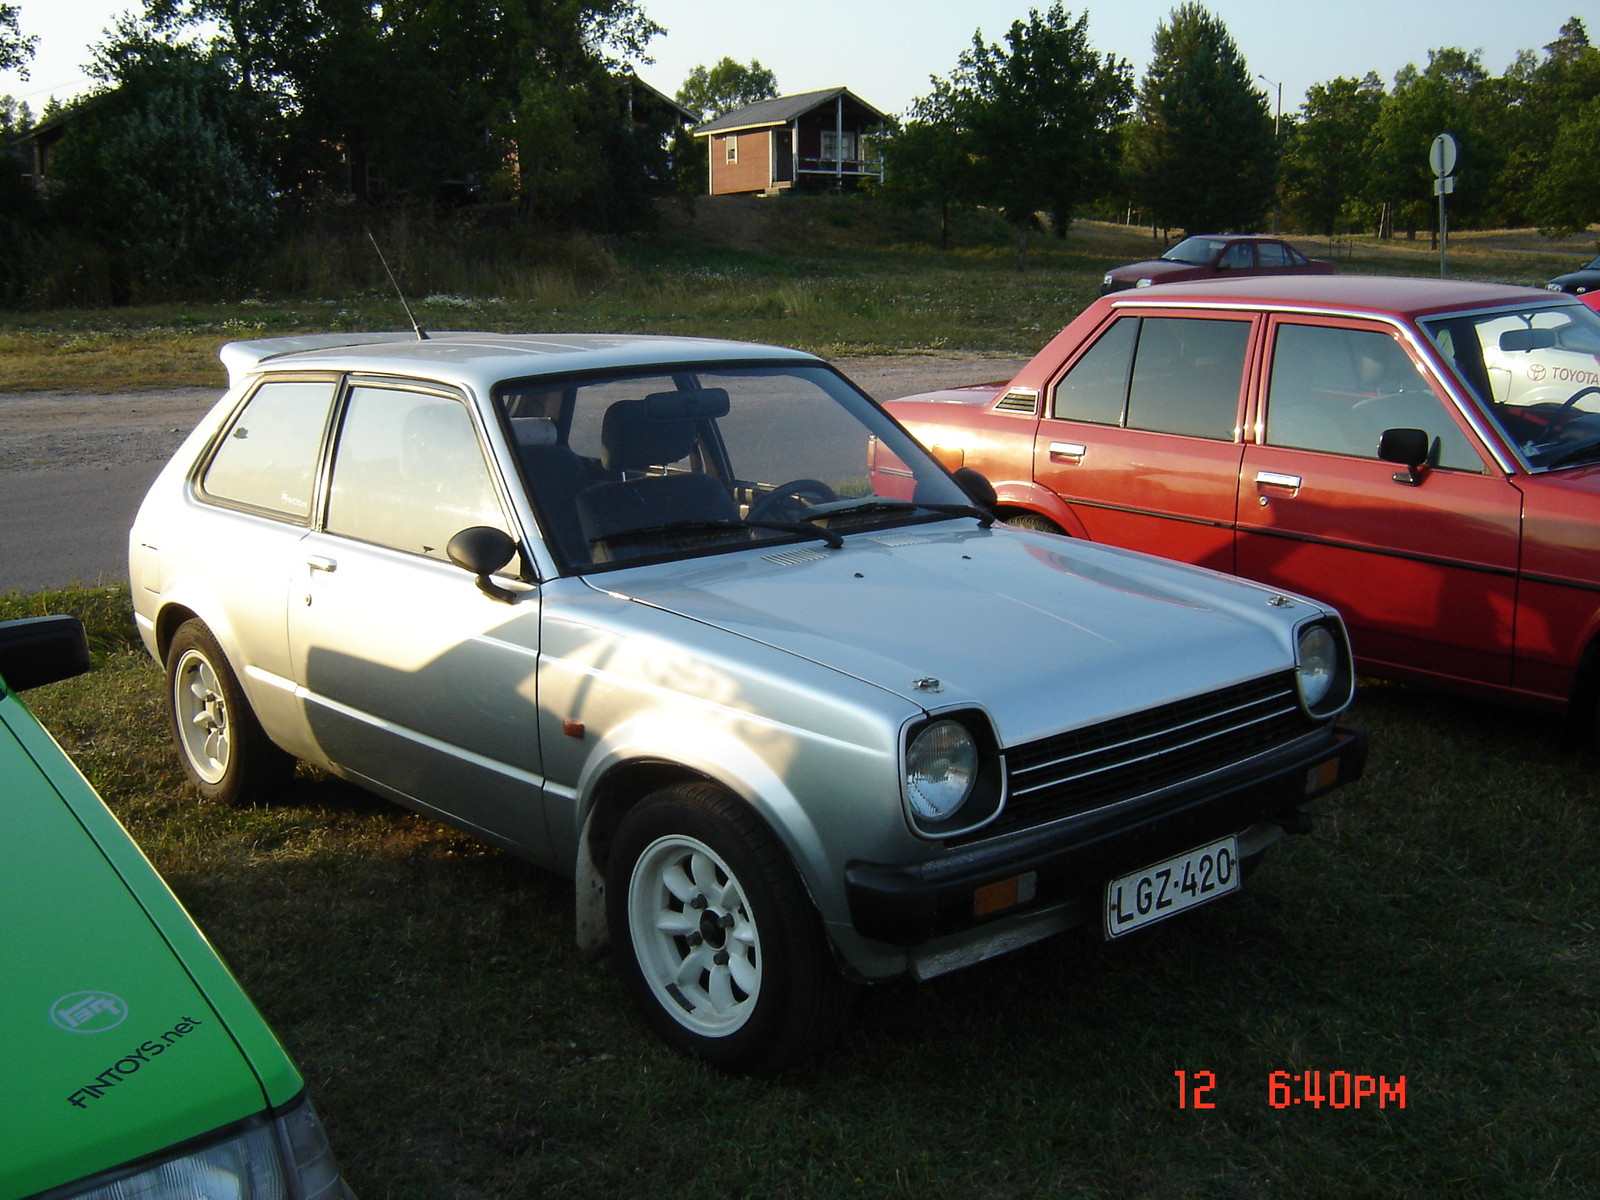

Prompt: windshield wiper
[
  {"left": 797, "top": 497, "right": 995, "bottom": 528},
  {"left": 592, "top": 518, "right": 843, "bottom": 551},
  {"left": 1537, "top": 436, "right": 1600, "bottom": 469}
]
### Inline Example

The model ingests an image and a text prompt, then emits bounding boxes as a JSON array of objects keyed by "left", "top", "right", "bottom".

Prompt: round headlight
[
  {"left": 1296, "top": 624, "right": 1338, "bottom": 710},
  {"left": 905, "top": 719, "right": 980, "bottom": 822}
]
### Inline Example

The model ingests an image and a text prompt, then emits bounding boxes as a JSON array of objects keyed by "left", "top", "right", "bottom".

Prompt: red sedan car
[
  {"left": 886, "top": 275, "right": 1600, "bottom": 726},
  {"left": 1099, "top": 234, "right": 1333, "bottom": 295}
]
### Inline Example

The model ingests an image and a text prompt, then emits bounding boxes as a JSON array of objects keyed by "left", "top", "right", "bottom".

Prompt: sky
[{"left": 2, "top": 0, "right": 1588, "bottom": 119}]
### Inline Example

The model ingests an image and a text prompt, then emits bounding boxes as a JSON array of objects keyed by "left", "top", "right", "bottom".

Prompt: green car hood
[{"left": 0, "top": 688, "right": 302, "bottom": 1199}]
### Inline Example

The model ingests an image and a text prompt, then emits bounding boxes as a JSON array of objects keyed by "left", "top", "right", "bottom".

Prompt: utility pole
[{"left": 1257, "top": 74, "right": 1282, "bottom": 234}]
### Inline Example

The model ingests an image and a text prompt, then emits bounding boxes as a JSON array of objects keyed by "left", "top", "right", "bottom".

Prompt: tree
[
  {"left": 48, "top": 33, "right": 276, "bottom": 300},
  {"left": 1362, "top": 49, "right": 1495, "bottom": 239},
  {"left": 140, "top": 0, "right": 664, "bottom": 218},
  {"left": 1280, "top": 73, "right": 1384, "bottom": 237},
  {"left": 1126, "top": 4, "right": 1276, "bottom": 234},
  {"left": 879, "top": 86, "right": 971, "bottom": 249},
  {"left": 1530, "top": 96, "right": 1600, "bottom": 232},
  {"left": 913, "top": 5, "right": 1130, "bottom": 265},
  {"left": 0, "top": 3, "right": 36, "bottom": 76},
  {"left": 676, "top": 57, "right": 778, "bottom": 122}
]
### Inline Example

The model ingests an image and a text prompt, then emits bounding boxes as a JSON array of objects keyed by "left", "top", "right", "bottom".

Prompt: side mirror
[
  {"left": 1377, "top": 428, "right": 1438, "bottom": 487},
  {"left": 0, "top": 615, "right": 91, "bottom": 693},
  {"left": 952, "top": 466, "right": 997, "bottom": 513},
  {"left": 446, "top": 526, "right": 521, "bottom": 603}
]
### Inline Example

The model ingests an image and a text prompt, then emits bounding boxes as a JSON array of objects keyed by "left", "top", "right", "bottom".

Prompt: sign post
[{"left": 1430, "top": 133, "right": 1458, "bottom": 278}]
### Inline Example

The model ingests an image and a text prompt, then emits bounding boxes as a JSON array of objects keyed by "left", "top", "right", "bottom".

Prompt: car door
[
  {"left": 287, "top": 379, "right": 552, "bottom": 860},
  {"left": 1236, "top": 316, "right": 1522, "bottom": 687},
  {"left": 1032, "top": 311, "right": 1253, "bottom": 573}
]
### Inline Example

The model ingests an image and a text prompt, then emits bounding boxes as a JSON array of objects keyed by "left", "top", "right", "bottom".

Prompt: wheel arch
[
  {"left": 572, "top": 746, "right": 835, "bottom": 955},
  {"left": 990, "top": 482, "right": 1089, "bottom": 538}
]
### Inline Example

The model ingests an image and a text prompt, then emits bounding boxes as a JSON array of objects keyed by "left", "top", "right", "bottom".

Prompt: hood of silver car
[{"left": 591, "top": 523, "right": 1312, "bottom": 746}]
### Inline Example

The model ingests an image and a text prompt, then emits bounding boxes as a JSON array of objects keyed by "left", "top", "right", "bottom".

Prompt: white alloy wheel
[
  {"left": 164, "top": 619, "right": 293, "bottom": 805},
  {"left": 173, "top": 646, "right": 231, "bottom": 784},
  {"left": 626, "top": 833, "right": 762, "bottom": 1038}
]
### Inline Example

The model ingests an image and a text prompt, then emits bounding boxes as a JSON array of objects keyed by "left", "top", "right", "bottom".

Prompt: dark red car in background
[
  {"left": 1100, "top": 234, "right": 1334, "bottom": 295},
  {"left": 887, "top": 275, "right": 1600, "bottom": 731}
]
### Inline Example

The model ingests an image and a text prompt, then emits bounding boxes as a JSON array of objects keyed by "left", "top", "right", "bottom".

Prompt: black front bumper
[{"left": 845, "top": 724, "right": 1366, "bottom": 947}]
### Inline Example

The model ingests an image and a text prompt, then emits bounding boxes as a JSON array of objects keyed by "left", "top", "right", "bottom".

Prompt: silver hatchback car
[{"left": 130, "top": 332, "right": 1366, "bottom": 1073}]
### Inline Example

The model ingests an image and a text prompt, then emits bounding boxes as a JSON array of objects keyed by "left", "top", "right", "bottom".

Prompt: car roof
[
  {"left": 219, "top": 332, "right": 819, "bottom": 391},
  {"left": 1103, "top": 273, "right": 1568, "bottom": 318}
]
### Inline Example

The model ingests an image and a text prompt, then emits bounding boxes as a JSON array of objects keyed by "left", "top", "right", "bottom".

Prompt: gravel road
[{"left": 0, "top": 353, "right": 1027, "bottom": 595}]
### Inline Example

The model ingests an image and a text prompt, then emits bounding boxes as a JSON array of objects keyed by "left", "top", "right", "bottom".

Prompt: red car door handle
[
  {"left": 1049, "top": 441, "right": 1087, "bottom": 462},
  {"left": 1254, "top": 471, "right": 1301, "bottom": 490}
]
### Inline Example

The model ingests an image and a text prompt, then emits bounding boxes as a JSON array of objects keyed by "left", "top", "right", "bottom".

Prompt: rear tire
[
  {"left": 606, "top": 781, "right": 852, "bottom": 1075},
  {"left": 165, "top": 619, "right": 293, "bottom": 805}
]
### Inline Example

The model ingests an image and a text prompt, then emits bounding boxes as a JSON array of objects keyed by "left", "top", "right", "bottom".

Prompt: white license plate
[{"left": 1103, "top": 835, "right": 1240, "bottom": 939}]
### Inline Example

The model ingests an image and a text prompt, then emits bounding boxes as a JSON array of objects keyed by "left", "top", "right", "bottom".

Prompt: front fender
[
  {"left": 574, "top": 708, "right": 852, "bottom": 916},
  {"left": 993, "top": 482, "right": 1091, "bottom": 538}
]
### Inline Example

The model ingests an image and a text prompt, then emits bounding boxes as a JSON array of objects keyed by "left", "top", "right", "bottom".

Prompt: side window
[
  {"left": 1125, "top": 317, "right": 1248, "bottom": 440},
  {"left": 1219, "top": 243, "right": 1254, "bottom": 269},
  {"left": 326, "top": 387, "right": 510, "bottom": 560},
  {"left": 1264, "top": 324, "right": 1483, "bottom": 470},
  {"left": 201, "top": 380, "right": 336, "bottom": 520},
  {"left": 1257, "top": 242, "right": 1289, "bottom": 267},
  {"left": 1051, "top": 318, "right": 1136, "bottom": 424}
]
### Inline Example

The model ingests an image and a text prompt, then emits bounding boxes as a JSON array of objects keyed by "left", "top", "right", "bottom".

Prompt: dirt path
[{"left": 0, "top": 353, "right": 1029, "bottom": 594}]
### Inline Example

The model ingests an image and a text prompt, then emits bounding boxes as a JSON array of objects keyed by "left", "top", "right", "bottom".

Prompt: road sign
[
  {"left": 1433, "top": 177, "right": 1456, "bottom": 195},
  {"left": 1430, "top": 133, "right": 1458, "bottom": 179}
]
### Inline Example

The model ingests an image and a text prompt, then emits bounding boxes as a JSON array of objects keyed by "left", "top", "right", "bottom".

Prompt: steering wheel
[
  {"left": 747, "top": 478, "right": 838, "bottom": 524},
  {"left": 1555, "top": 385, "right": 1600, "bottom": 417}
]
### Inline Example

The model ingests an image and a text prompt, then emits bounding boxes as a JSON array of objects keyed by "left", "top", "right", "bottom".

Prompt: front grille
[{"left": 964, "top": 672, "right": 1308, "bottom": 843}]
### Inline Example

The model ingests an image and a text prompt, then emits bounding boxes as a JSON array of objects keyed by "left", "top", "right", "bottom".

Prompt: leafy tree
[
  {"left": 1126, "top": 4, "right": 1275, "bottom": 234},
  {"left": 1362, "top": 49, "right": 1494, "bottom": 238},
  {"left": 1530, "top": 96, "right": 1600, "bottom": 233},
  {"left": 1280, "top": 73, "right": 1383, "bottom": 237},
  {"left": 1495, "top": 18, "right": 1600, "bottom": 229},
  {"left": 0, "top": 3, "right": 36, "bottom": 76},
  {"left": 879, "top": 87, "right": 972, "bottom": 250},
  {"left": 916, "top": 4, "right": 1130, "bottom": 265},
  {"left": 676, "top": 57, "right": 778, "bottom": 122},
  {"left": 48, "top": 34, "right": 275, "bottom": 299},
  {"left": 140, "top": 0, "right": 665, "bottom": 220}
]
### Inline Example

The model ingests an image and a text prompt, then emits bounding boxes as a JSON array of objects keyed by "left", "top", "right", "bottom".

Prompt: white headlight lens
[
  {"left": 63, "top": 1097, "right": 347, "bottom": 1199},
  {"left": 1297, "top": 625, "right": 1338, "bottom": 710},
  {"left": 906, "top": 720, "right": 980, "bottom": 822}
]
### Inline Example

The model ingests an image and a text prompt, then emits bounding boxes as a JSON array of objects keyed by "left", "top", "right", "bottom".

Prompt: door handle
[
  {"left": 307, "top": 555, "right": 338, "bottom": 573},
  {"left": 1254, "top": 471, "right": 1302, "bottom": 490},
  {"left": 1049, "top": 441, "right": 1087, "bottom": 462}
]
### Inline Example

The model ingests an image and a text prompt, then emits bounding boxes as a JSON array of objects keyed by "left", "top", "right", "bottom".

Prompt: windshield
[
  {"left": 1161, "top": 237, "right": 1225, "bottom": 266},
  {"left": 1420, "top": 301, "right": 1600, "bottom": 469},
  {"left": 495, "top": 362, "right": 979, "bottom": 571}
]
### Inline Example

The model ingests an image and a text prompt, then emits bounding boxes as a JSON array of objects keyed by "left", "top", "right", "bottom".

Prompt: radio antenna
[{"left": 366, "top": 229, "right": 428, "bottom": 341}]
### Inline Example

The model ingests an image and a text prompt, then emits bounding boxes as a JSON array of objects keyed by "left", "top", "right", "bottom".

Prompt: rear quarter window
[{"left": 201, "top": 380, "right": 337, "bottom": 520}]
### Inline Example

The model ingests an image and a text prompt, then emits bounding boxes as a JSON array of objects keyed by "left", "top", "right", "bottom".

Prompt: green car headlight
[{"left": 57, "top": 1096, "right": 348, "bottom": 1200}]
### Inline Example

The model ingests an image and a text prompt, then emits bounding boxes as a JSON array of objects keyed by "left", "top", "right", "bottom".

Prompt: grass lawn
[
  {"left": 3, "top": 211, "right": 1598, "bottom": 1196},
  {"left": 5, "top": 583, "right": 1597, "bottom": 1200}
]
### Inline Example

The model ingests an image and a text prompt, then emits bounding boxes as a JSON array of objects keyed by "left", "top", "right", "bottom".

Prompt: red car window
[
  {"left": 1264, "top": 323, "right": 1483, "bottom": 470},
  {"left": 1126, "top": 318, "right": 1250, "bottom": 440}
]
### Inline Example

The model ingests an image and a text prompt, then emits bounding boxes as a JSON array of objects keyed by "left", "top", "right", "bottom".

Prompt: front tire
[
  {"left": 165, "top": 619, "right": 293, "bottom": 805},
  {"left": 606, "top": 781, "right": 851, "bottom": 1075},
  {"left": 1003, "top": 511, "right": 1066, "bottom": 535}
]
